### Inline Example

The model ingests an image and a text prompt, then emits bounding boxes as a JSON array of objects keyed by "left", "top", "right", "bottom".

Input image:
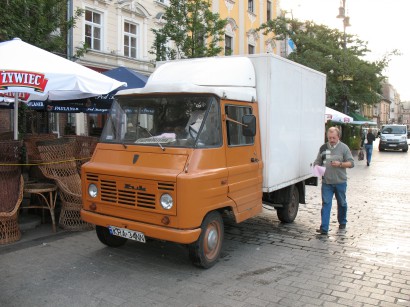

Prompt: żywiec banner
[{"left": 0, "top": 70, "right": 48, "bottom": 92}]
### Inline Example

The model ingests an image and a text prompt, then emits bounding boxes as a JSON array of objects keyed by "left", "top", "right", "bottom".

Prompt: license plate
[
  {"left": 388, "top": 144, "right": 397, "bottom": 147},
  {"left": 108, "top": 226, "right": 146, "bottom": 243}
]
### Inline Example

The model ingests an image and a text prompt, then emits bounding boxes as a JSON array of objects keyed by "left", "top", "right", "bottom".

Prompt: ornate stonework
[
  {"left": 224, "top": 0, "right": 235, "bottom": 12},
  {"left": 247, "top": 29, "right": 259, "bottom": 45}
]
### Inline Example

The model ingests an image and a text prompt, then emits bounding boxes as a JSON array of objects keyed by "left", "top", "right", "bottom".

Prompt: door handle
[{"left": 251, "top": 157, "right": 259, "bottom": 163}]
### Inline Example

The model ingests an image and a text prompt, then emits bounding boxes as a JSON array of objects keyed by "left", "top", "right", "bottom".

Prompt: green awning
[{"left": 350, "top": 112, "right": 370, "bottom": 121}]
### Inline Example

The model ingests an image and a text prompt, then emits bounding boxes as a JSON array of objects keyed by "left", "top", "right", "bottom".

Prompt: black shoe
[
  {"left": 339, "top": 224, "right": 346, "bottom": 230},
  {"left": 367, "top": 161, "right": 369, "bottom": 166},
  {"left": 316, "top": 228, "right": 328, "bottom": 235}
]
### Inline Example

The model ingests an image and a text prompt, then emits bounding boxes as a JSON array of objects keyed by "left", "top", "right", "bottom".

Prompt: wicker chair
[
  {"left": 37, "top": 138, "right": 93, "bottom": 231},
  {"left": 65, "top": 135, "right": 98, "bottom": 175},
  {"left": 23, "top": 133, "right": 57, "bottom": 179},
  {"left": 0, "top": 140, "right": 24, "bottom": 244}
]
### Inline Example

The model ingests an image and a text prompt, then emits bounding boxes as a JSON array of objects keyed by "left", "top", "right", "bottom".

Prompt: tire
[
  {"left": 96, "top": 226, "right": 127, "bottom": 247},
  {"left": 379, "top": 146, "right": 385, "bottom": 152},
  {"left": 277, "top": 186, "right": 299, "bottom": 223},
  {"left": 403, "top": 147, "right": 408, "bottom": 153},
  {"left": 188, "top": 211, "right": 224, "bottom": 269}
]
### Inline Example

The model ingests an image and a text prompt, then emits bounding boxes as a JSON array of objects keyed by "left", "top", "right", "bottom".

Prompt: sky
[{"left": 280, "top": 0, "right": 410, "bottom": 101}]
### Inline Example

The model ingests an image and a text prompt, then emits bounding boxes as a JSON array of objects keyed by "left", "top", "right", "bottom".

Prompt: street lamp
[{"left": 336, "top": 0, "right": 351, "bottom": 114}]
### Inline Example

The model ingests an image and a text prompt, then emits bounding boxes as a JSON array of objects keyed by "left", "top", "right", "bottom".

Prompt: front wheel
[
  {"left": 189, "top": 211, "right": 224, "bottom": 269},
  {"left": 96, "top": 226, "right": 127, "bottom": 247},
  {"left": 277, "top": 186, "right": 299, "bottom": 223}
]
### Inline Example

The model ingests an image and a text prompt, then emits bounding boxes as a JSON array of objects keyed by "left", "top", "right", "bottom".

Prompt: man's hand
[{"left": 331, "top": 161, "right": 342, "bottom": 168}]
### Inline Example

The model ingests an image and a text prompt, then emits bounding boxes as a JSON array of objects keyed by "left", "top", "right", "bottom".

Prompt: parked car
[{"left": 378, "top": 124, "right": 408, "bottom": 152}]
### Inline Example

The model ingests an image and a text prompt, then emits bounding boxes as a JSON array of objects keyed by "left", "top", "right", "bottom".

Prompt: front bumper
[
  {"left": 379, "top": 142, "right": 408, "bottom": 150},
  {"left": 81, "top": 209, "right": 201, "bottom": 244}
]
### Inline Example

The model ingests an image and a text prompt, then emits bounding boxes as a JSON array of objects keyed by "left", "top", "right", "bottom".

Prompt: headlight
[
  {"left": 160, "top": 193, "right": 173, "bottom": 210},
  {"left": 381, "top": 136, "right": 386, "bottom": 141},
  {"left": 400, "top": 136, "right": 407, "bottom": 142},
  {"left": 88, "top": 184, "right": 98, "bottom": 198}
]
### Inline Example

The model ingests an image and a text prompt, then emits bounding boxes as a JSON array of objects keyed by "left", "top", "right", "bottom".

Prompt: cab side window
[{"left": 225, "top": 105, "right": 254, "bottom": 146}]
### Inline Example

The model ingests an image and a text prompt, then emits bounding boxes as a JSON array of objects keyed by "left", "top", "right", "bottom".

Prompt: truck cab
[{"left": 82, "top": 57, "right": 263, "bottom": 268}]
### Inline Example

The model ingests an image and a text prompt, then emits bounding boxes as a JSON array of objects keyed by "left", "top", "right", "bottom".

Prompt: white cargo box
[{"left": 248, "top": 54, "right": 326, "bottom": 192}]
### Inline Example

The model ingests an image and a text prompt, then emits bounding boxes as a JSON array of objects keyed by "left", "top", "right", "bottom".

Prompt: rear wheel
[
  {"left": 277, "top": 186, "right": 299, "bottom": 223},
  {"left": 189, "top": 211, "right": 224, "bottom": 269},
  {"left": 96, "top": 226, "right": 127, "bottom": 247}
]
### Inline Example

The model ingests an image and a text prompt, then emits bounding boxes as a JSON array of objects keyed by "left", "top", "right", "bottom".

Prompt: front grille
[
  {"left": 101, "top": 180, "right": 117, "bottom": 203},
  {"left": 86, "top": 174, "right": 174, "bottom": 212},
  {"left": 86, "top": 174, "right": 99, "bottom": 182},
  {"left": 158, "top": 182, "right": 175, "bottom": 191},
  {"left": 136, "top": 192, "right": 156, "bottom": 208}
]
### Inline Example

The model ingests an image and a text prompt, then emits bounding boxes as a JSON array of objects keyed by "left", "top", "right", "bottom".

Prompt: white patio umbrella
[
  {"left": 0, "top": 38, "right": 126, "bottom": 139},
  {"left": 325, "top": 107, "right": 353, "bottom": 124}
]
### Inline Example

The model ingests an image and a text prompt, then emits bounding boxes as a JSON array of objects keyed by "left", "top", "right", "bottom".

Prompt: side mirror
[{"left": 242, "top": 114, "right": 256, "bottom": 137}]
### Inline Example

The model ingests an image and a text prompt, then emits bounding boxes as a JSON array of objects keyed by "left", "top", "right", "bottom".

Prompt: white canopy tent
[{"left": 0, "top": 38, "right": 126, "bottom": 139}]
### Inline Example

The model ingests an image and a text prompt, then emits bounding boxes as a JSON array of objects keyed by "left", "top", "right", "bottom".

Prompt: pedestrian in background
[
  {"left": 362, "top": 128, "right": 376, "bottom": 166},
  {"left": 314, "top": 127, "right": 355, "bottom": 235}
]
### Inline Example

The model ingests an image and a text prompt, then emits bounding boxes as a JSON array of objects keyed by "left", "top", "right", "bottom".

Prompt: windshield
[
  {"left": 100, "top": 94, "right": 222, "bottom": 148},
  {"left": 381, "top": 126, "right": 406, "bottom": 134}
]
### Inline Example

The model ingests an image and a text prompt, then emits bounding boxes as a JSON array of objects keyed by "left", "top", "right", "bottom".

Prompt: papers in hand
[{"left": 312, "top": 165, "right": 326, "bottom": 177}]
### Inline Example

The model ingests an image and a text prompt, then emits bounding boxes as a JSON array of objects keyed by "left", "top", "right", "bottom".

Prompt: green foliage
[
  {"left": 341, "top": 125, "right": 362, "bottom": 150},
  {"left": 0, "top": 0, "right": 85, "bottom": 58},
  {"left": 151, "top": 0, "right": 227, "bottom": 60},
  {"left": 257, "top": 17, "right": 399, "bottom": 112}
]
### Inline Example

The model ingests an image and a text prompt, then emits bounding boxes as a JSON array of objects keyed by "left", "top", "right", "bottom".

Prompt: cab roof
[{"left": 117, "top": 56, "right": 257, "bottom": 102}]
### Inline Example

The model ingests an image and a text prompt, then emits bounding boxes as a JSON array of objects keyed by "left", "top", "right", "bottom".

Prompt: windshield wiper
[{"left": 136, "top": 124, "right": 165, "bottom": 151}]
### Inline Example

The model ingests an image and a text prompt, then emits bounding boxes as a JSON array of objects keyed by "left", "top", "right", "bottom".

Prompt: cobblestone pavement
[{"left": 1, "top": 139, "right": 409, "bottom": 307}]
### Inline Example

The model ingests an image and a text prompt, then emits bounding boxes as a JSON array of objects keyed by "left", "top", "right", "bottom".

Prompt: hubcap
[{"left": 207, "top": 227, "right": 218, "bottom": 250}]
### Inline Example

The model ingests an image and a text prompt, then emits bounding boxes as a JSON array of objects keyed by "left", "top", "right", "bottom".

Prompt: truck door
[{"left": 224, "top": 104, "right": 262, "bottom": 213}]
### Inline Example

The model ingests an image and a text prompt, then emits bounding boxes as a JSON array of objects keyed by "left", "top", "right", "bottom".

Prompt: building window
[
  {"left": 225, "top": 35, "right": 233, "bottom": 55},
  {"left": 248, "top": 45, "right": 255, "bottom": 54},
  {"left": 267, "top": 1, "right": 272, "bottom": 21},
  {"left": 248, "top": 0, "right": 254, "bottom": 13},
  {"left": 49, "top": 113, "right": 58, "bottom": 135},
  {"left": 85, "top": 10, "right": 102, "bottom": 51},
  {"left": 124, "top": 22, "right": 138, "bottom": 58}
]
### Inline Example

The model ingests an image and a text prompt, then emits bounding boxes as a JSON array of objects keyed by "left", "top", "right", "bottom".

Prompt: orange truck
[{"left": 81, "top": 54, "right": 326, "bottom": 268}]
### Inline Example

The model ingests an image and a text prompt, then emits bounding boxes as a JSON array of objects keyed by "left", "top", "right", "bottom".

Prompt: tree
[
  {"left": 151, "top": 0, "right": 227, "bottom": 61},
  {"left": 257, "top": 17, "right": 397, "bottom": 112},
  {"left": 0, "top": 0, "right": 85, "bottom": 58}
]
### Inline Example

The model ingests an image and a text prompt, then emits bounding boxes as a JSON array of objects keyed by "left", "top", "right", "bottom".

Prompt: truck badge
[{"left": 124, "top": 184, "right": 146, "bottom": 191}]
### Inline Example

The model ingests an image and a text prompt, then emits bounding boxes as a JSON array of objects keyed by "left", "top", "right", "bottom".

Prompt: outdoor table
[{"left": 22, "top": 182, "right": 58, "bottom": 232}]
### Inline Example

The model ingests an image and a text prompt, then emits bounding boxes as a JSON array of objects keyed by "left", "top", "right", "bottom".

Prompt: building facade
[
  {"left": 71, "top": 0, "right": 279, "bottom": 73},
  {"left": 401, "top": 101, "right": 410, "bottom": 127},
  {"left": 213, "top": 0, "right": 279, "bottom": 55}
]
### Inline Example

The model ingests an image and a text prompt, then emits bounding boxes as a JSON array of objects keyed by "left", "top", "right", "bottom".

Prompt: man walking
[
  {"left": 314, "top": 127, "right": 354, "bottom": 235},
  {"left": 362, "top": 128, "right": 376, "bottom": 166}
]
